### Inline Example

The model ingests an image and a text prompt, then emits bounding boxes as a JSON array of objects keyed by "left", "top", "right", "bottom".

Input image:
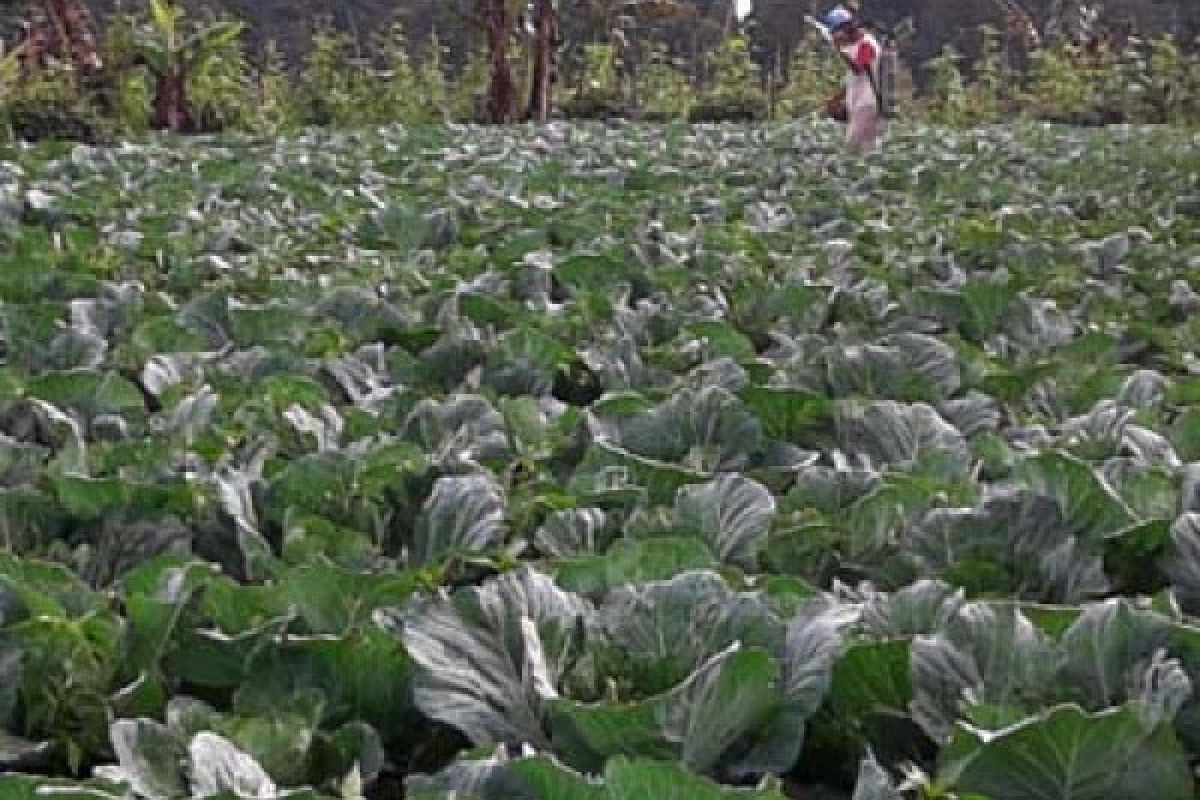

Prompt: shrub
[
  {"left": 368, "top": 18, "right": 428, "bottom": 124},
  {"left": 252, "top": 40, "right": 301, "bottom": 135},
  {"left": 689, "top": 35, "right": 766, "bottom": 122},
  {"left": 446, "top": 43, "right": 490, "bottom": 122},
  {"left": 296, "top": 19, "right": 373, "bottom": 127},
  {"left": 635, "top": 44, "right": 693, "bottom": 121},
  {"left": 561, "top": 43, "right": 626, "bottom": 119},
  {"left": 923, "top": 44, "right": 971, "bottom": 126},
  {"left": 962, "top": 25, "right": 1015, "bottom": 123},
  {"left": 776, "top": 29, "right": 841, "bottom": 119},
  {"left": 97, "top": 8, "right": 151, "bottom": 135},
  {"left": 0, "top": 59, "right": 104, "bottom": 143},
  {"left": 186, "top": 10, "right": 256, "bottom": 132},
  {"left": 413, "top": 33, "right": 451, "bottom": 123}
]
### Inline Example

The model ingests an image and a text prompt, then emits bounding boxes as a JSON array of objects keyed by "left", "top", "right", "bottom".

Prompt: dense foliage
[
  {"left": 2, "top": 0, "right": 1199, "bottom": 140},
  {"left": 0, "top": 120, "right": 1199, "bottom": 798},
  {"left": 48, "top": 0, "right": 1200, "bottom": 86}
]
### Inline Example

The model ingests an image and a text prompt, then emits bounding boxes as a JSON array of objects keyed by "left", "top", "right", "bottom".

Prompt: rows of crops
[{"left": 0, "top": 120, "right": 1199, "bottom": 799}]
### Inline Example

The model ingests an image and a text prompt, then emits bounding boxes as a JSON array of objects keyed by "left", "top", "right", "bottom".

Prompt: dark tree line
[
  {"left": 44, "top": 0, "right": 1191, "bottom": 78},
  {"left": 3, "top": 0, "right": 1197, "bottom": 127}
]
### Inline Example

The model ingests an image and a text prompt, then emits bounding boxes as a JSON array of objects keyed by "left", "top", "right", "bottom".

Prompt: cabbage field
[{"left": 1, "top": 120, "right": 1199, "bottom": 799}]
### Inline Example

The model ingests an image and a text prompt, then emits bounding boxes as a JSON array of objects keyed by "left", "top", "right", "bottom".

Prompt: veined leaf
[
  {"left": 939, "top": 704, "right": 1195, "bottom": 800},
  {"left": 382, "top": 569, "right": 590, "bottom": 749},
  {"left": 673, "top": 474, "right": 775, "bottom": 570},
  {"left": 411, "top": 473, "right": 507, "bottom": 566}
]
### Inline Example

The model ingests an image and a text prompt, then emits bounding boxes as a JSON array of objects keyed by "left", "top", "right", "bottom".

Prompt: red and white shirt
[{"left": 839, "top": 32, "right": 880, "bottom": 114}]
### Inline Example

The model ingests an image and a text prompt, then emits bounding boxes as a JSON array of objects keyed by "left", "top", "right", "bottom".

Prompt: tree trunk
[
  {"left": 526, "top": 0, "right": 559, "bottom": 121},
  {"left": 49, "top": 0, "right": 100, "bottom": 72},
  {"left": 479, "top": 0, "right": 520, "bottom": 123},
  {"left": 19, "top": 0, "right": 101, "bottom": 75},
  {"left": 58, "top": 0, "right": 101, "bottom": 71},
  {"left": 152, "top": 71, "right": 195, "bottom": 133}
]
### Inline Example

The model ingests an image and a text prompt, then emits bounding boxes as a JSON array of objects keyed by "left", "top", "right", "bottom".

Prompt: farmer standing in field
[{"left": 825, "top": 5, "right": 883, "bottom": 154}]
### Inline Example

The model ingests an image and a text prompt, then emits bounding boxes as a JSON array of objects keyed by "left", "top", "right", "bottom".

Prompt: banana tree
[
  {"left": 482, "top": 0, "right": 692, "bottom": 123},
  {"left": 133, "top": 0, "right": 244, "bottom": 132}
]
